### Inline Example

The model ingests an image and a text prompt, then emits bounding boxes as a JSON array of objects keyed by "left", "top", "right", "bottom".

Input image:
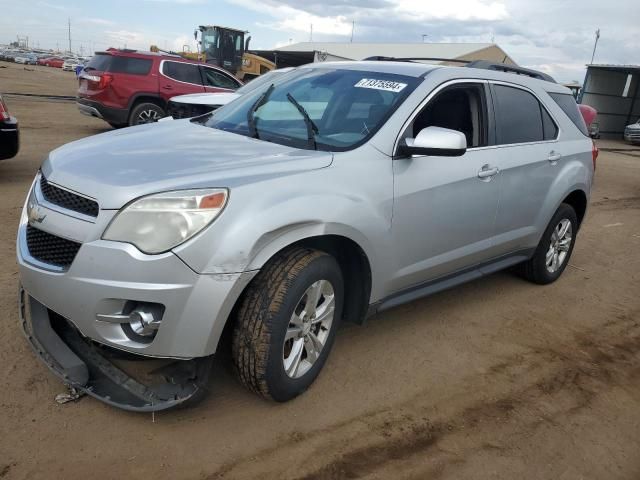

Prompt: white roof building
[{"left": 261, "top": 42, "right": 517, "bottom": 67}]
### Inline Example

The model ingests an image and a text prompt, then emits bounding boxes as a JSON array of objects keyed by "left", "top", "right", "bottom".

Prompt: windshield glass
[
  {"left": 203, "top": 68, "right": 420, "bottom": 151},
  {"left": 236, "top": 69, "right": 293, "bottom": 95}
]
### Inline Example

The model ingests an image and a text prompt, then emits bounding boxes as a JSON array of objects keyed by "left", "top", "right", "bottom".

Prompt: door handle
[
  {"left": 477, "top": 164, "right": 499, "bottom": 179},
  {"left": 548, "top": 151, "right": 562, "bottom": 163},
  {"left": 162, "top": 85, "right": 173, "bottom": 90}
]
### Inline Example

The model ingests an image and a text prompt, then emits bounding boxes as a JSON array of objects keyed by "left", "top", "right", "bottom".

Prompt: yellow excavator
[{"left": 151, "top": 25, "right": 275, "bottom": 81}]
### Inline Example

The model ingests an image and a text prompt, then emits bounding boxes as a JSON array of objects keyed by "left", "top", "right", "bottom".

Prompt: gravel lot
[{"left": 1, "top": 61, "right": 639, "bottom": 480}]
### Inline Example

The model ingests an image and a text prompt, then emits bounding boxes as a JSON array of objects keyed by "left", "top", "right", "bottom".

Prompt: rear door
[
  {"left": 200, "top": 65, "right": 242, "bottom": 93},
  {"left": 488, "top": 83, "right": 561, "bottom": 254},
  {"left": 159, "top": 60, "right": 205, "bottom": 101}
]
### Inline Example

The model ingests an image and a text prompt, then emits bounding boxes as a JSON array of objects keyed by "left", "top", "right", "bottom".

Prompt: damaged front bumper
[{"left": 19, "top": 286, "right": 212, "bottom": 412}]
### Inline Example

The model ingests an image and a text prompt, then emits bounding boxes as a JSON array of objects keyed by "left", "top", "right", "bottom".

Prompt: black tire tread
[{"left": 231, "top": 247, "right": 327, "bottom": 399}]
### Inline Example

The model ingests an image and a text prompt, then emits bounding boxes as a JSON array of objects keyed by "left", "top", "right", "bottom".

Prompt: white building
[{"left": 253, "top": 42, "right": 517, "bottom": 68}]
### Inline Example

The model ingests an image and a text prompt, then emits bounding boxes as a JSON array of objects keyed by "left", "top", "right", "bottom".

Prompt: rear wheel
[
  {"left": 520, "top": 203, "right": 578, "bottom": 284},
  {"left": 232, "top": 248, "right": 344, "bottom": 402},
  {"left": 129, "top": 102, "right": 165, "bottom": 126}
]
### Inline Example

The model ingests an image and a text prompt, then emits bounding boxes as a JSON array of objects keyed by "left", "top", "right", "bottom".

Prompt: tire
[
  {"left": 232, "top": 248, "right": 344, "bottom": 402},
  {"left": 128, "top": 102, "right": 165, "bottom": 126},
  {"left": 520, "top": 203, "right": 578, "bottom": 285}
]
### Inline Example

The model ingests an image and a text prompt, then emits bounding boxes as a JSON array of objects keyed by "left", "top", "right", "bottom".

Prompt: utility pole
[
  {"left": 68, "top": 17, "right": 72, "bottom": 53},
  {"left": 590, "top": 28, "right": 600, "bottom": 64},
  {"left": 351, "top": 21, "right": 355, "bottom": 43},
  {"left": 310, "top": 23, "right": 313, "bottom": 42}
]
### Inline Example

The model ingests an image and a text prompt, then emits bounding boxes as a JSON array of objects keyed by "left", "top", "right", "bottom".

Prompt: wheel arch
[{"left": 561, "top": 189, "right": 588, "bottom": 228}]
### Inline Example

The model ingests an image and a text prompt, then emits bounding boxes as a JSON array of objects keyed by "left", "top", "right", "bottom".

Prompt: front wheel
[
  {"left": 520, "top": 203, "right": 578, "bottom": 284},
  {"left": 232, "top": 248, "right": 344, "bottom": 402}
]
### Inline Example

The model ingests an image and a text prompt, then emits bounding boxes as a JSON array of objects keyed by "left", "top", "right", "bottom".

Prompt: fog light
[
  {"left": 129, "top": 308, "right": 161, "bottom": 336},
  {"left": 95, "top": 301, "right": 165, "bottom": 343}
]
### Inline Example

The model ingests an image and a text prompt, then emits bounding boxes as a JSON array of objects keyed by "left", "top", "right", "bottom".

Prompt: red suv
[{"left": 77, "top": 49, "right": 242, "bottom": 128}]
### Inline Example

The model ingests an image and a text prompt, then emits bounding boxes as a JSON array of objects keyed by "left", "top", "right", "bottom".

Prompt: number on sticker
[{"left": 354, "top": 79, "right": 407, "bottom": 93}]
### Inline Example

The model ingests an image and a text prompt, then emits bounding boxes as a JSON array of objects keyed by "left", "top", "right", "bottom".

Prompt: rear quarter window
[
  {"left": 549, "top": 92, "right": 589, "bottom": 136},
  {"left": 85, "top": 54, "right": 152, "bottom": 75}
]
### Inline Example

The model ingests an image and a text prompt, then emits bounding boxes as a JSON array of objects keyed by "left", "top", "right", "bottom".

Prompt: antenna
[{"left": 590, "top": 28, "right": 600, "bottom": 64}]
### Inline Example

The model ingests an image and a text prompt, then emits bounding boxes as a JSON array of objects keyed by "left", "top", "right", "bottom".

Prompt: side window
[
  {"left": 110, "top": 57, "right": 152, "bottom": 75},
  {"left": 162, "top": 61, "right": 202, "bottom": 85},
  {"left": 493, "top": 85, "right": 547, "bottom": 144},
  {"left": 410, "top": 83, "right": 487, "bottom": 148},
  {"left": 548, "top": 92, "right": 589, "bottom": 136},
  {"left": 201, "top": 67, "right": 240, "bottom": 90}
]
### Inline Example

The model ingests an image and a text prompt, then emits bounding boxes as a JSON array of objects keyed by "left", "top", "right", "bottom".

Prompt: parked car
[
  {"left": 167, "top": 67, "right": 294, "bottom": 119},
  {"left": 0, "top": 94, "right": 19, "bottom": 160},
  {"left": 39, "top": 57, "right": 64, "bottom": 68},
  {"left": 624, "top": 118, "right": 640, "bottom": 144},
  {"left": 14, "top": 55, "right": 37, "bottom": 65},
  {"left": 18, "top": 60, "right": 596, "bottom": 411},
  {"left": 578, "top": 104, "right": 599, "bottom": 139},
  {"left": 76, "top": 48, "right": 242, "bottom": 128},
  {"left": 62, "top": 59, "right": 81, "bottom": 71}
]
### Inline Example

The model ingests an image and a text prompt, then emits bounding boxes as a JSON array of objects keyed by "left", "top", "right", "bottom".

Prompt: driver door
[{"left": 390, "top": 81, "right": 502, "bottom": 292}]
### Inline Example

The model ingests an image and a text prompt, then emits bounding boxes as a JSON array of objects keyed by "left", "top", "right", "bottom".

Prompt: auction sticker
[{"left": 354, "top": 78, "right": 407, "bottom": 93}]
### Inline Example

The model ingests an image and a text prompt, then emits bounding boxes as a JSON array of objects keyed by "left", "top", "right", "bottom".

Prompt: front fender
[{"left": 172, "top": 146, "right": 394, "bottom": 299}]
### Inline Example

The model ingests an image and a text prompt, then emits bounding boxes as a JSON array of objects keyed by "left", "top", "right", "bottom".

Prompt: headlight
[{"left": 103, "top": 189, "right": 228, "bottom": 254}]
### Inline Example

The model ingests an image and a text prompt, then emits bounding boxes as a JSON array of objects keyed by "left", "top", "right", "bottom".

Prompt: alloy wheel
[
  {"left": 283, "top": 280, "right": 335, "bottom": 379},
  {"left": 545, "top": 218, "right": 572, "bottom": 273}
]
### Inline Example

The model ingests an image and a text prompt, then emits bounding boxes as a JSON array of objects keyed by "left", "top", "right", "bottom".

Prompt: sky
[{"left": 0, "top": 0, "right": 637, "bottom": 83}]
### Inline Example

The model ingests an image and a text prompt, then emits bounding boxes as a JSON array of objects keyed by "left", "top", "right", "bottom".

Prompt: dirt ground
[{"left": 1, "top": 61, "right": 639, "bottom": 480}]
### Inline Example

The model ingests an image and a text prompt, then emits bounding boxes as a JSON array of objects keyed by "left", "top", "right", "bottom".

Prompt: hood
[
  {"left": 42, "top": 119, "right": 333, "bottom": 209},
  {"left": 170, "top": 92, "right": 240, "bottom": 106},
  {"left": 626, "top": 121, "right": 640, "bottom": 130}
]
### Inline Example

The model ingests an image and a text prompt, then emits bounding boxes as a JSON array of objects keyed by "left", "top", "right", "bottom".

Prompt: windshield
[
  {"left": 235, "top": 69, "right": 293, "bottom": 95},
  {"left": 203, "top": 68, "right": 420, "bottom": 151}
]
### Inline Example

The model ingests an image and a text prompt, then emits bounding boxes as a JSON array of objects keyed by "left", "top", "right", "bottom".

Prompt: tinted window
[
  {"left": 201, "top": 67, "right": 240, "bottom": 90},
  {"left": 493, "top": 85, "right": 544, "bottom": 144},
  {"left": 541, "top": 106, "right": 558, "bottom": 140},
  {"left": 85, "top": 54, "right": 152, "bottom": 75},
  {"left": 163, "top": 61, "right": 202, "bottom": 85},
  {"left": 549, "top": 92, "right": 589, "bottom": 136}
]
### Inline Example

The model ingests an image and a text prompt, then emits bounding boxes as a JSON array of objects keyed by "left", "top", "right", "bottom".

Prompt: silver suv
[{"left": 17, "top": 60, "right": 596, "bottom": 411}]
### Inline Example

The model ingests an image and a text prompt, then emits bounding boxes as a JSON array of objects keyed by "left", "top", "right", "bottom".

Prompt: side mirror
[{"left": 399, "top": 126, "right": 467, "bottom": 157}]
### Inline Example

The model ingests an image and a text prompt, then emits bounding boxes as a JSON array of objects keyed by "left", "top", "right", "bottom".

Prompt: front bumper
[
  {"left": 17, "top": 177, "right": 257, "bottom": 359},
  {"left": 19, "top": 286, "right": 212, "bottom": 411}
]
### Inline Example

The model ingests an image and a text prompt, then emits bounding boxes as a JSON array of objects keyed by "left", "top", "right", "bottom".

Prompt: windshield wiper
[
  {"left": 246, "top": 83, "right": 275, "bottom": 139},
  {"left": 286, "top": 93, "right": 319, "bottom": 150}
]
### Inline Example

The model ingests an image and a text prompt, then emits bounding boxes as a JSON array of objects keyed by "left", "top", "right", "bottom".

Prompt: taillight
[
  {"left": 98, "top": 73, "right": 113, "bottom": 90},
  {"left": 592, "top": 141, "right": 598, "bottom": 171},
  {"left": 0, "top": 96, "right": 9, "bottom": 121}
]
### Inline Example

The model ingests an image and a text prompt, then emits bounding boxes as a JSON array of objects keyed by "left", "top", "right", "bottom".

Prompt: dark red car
[
  {"left": 38, "top": 57, "right": 64, "bottom": 68},
  {"left": 76, "top": 48, "right": 242, "bottom": 128}
]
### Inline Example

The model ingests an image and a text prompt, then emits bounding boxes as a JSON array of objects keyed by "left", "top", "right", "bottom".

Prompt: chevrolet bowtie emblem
[{"left": 27, "top": 200, "right": 47, "bottom": 224}]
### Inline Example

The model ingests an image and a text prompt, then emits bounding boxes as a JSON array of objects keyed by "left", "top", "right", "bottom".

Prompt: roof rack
[
  {"left": 465, "top": 60, "right": 556, "bottom": 83},
  {"left": 363, "top": 56, "right": 556, "bottom": 83}
]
